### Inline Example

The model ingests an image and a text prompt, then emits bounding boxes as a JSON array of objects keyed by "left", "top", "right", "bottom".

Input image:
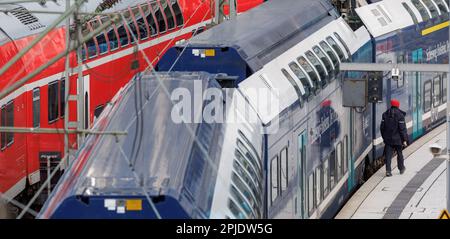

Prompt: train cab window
[
  {"left": 313, "top": 46, "right": 334, "bottom": 77},
  {"left": 411, "top": 0, "right": 431, "bottom": 21},
  {"left": 333, "top": 33, "right": 352, "bottom": 58},
  {"left": 163, "top": 0, "right": 176, "bottom": 30},
  {"left": 289, "top": 62, "right": 312, "bottom": 98},
  {"left": 153, "top": 3, "right": 167, "bottom": 33},
  {"left": 305, "top": 51, "right": 328, "bottom": 87},
  {"left": 95, "top": 33, "right": 108, "bottom": 55},
  {"left": 323, "top": 157, "right": 329, "bottom": 198},
  {"left": 307, "top": 173, "right": 315, "bottom": 215},
  {"left": 329, "top": 149, "right": 336, "bottom": 189},
  {"left": 319, "top": 41, "right": 340, "bottom": 73},
  {"left": 270, "top": 156, "right": 279, "bottom": 204},
  {"left": 86, "top": 38, "right": 97, "bottom": 59},
  {"left": 424, "top": 80, "right": 432, "bottom": 112},
  {"left": 172, "top": 0, "right": 184, "bottom": 27},
  {"left": 298, "top": 56, "right": 321, "bottom": 91},
  {"left": 33, "top": 88, "right": 40, "bottom": 128},
  {"left": 315, "top": 167, "right": 322, "bottom": 206},
  {"left": 106, "top": 27, "right": 119, "bottom": 51},
  {"left": 281, "top": 69, "right": 304, "bottom": 104},
  {"left": 422, "top": 0, "right": 440, "bottom": 17},
  {"left": 117, "top": 25, "right": 129, "bottom": 47},
  {"left": 280, "top": 147, "right": 288, "bottom": 193},
  {"left": 60, "top": 79, "right": 65, "bottom": 118},
  {"left": 402, "top": 2, "right": 419, "bottom": 24},
  {"left": 433, "top": 0, "right": 449, "bottom": 12},
  {"left": 144, "top": 4, "right": 158, "bottom": 35},
  {"left": 433, "top": 76, "right": 441, "bottom": 107},
  {"left": 443, "top": 74, "right": 447, "bottom": 103},
  {"left": 48, "top": 81, "right": 59, "bottom": 123},
  {"left": 326, "top": 37, "right": 346, "bottom": 61},
  {"left": 336, "top": 142, "right": 342, "bottom": 181}
]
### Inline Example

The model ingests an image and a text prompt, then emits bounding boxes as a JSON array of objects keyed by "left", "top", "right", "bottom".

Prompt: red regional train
[{"left": 0, "top": 0, "right": 263, "bottom": 209}]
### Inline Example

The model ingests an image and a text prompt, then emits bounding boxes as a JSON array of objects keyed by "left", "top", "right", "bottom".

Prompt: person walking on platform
[{"left": 380, "top": 99, "right": 408, "bottom": 177}]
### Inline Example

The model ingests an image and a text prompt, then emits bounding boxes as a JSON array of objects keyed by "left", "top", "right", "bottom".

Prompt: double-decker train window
[
  {"left": 298, "top": 56, "right": 321, "bottom": 91},
  {"left": 315, "top": 167, "right": 322, "bottom": 206},
  {"left": 60, "top": 79, "right": 65, "bottom": 118},
  {"left": 443, "top": 74, "right": 447, "bottom": 103},
  {"left": 433, "top": 0, "right": 449, "bottom": 13},
  {"left": 106, "top": 26, "right": 119, "bottom": 51},
  {"left": 1, "top": 101, "right": 14, "bottom": 149},
  {"left": 307, "top": 173, "right": 315, "bottom": 215},
  {"left": 280, "top": 147, "right": 288, "bottom": 193},
  {"left": 402, "top": 3, "right": 419, "bottom": 24},
  {"left": 411, "top": 0, "right": 431, "bottom": 21},
  {"left": 172, "top": 0, "right": 184, "bottom": 27},
  {"left": 424, "top": 80, "right": 432, "bottom": 112},
  {"left": 433, "top": 75, "right": 441, "bottom": 107},
  {"left": 333, "top": 33, "right": 352, "bottom": 59},
  {"left": 319, "top": 41, "right": 340, "bottom": 74},
  {"left": 305, "top": 51, "right": 328, "bottom": 87},
  {"left": 117, "top": 25, "right": 129, "bottom": 47},
  {"left": 326, "top": 37, "right": 346, "bottom": 61},
  {"left": 86, "top": 38, "right": 97, "bottom": 59},
  {"left": 422, "top": 0, "right": 440, "bottom": 17},
  {"left": 281, "top": 69, "right": 304, "bottom": 106},
  {"left": 289, "top": 62, "right": 312, "bottom": 98},
  {"left": 270, "top": 156, "right": 279, "bottom": 204},
  {"left": 33, "top": 88, "right": 40, "bottom": 128},
  {"left": 124, "top": 12, "right": 138, "bottom": 43},
  {"left": 136, "top": 16, "right": 149, "bottom": 40},
  {"left": 96, "top": 33, "right": 108, "bottom": 55},
  {"left": 329, "top": 149, "right": 336, "bottom": 189},
  {"left": 153, "top": 2, "right": 167, "bottom": 33},
  {"left": 313, "top": 46, "right": 334, "bottom": 77},
  {"left": 322, "top": 156, "right": 329, "bottom": 198},
  {"left": 336, "top": 142, "right": 342, "bottom": 181},
  {"left": 163, "top": 0, "right": 176, "bottom": 30},
  {"left": 343, "top": 135, "right": 348, "bottom": 175},
  {"left": 48, "top": 81, "right": 59, "bottom": 123},
  {"left": 81, "top": 45, "right": 87, "bottom": 61},
  {"left": 144, "top": 4, "right": 158, "bottom": 35}
]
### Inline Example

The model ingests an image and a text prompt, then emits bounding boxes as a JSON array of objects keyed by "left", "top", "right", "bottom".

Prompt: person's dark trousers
[{"left": 384, "top": 144, "right": 405, "bottom": 173}]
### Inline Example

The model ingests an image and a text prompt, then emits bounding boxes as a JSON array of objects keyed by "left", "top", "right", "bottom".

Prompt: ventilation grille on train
[{"left": 10, "top": 6, "right": 45, "bottom": 30}]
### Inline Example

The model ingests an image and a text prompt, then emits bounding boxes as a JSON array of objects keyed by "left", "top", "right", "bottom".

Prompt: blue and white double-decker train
[{"left": 39, "top": 0, "right": 449, "bottom": 218}]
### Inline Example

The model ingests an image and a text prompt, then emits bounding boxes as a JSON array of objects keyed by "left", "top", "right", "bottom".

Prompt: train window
[
  {"left": 422, "top": 0, "right": 440, "bottom": 17},
  {"left": 343, "top": 135, "right": 348, "bottom": 175},
  {"left": 33, "top": 88, "right": 40, "bottom": 128},
  {"left": 136, "top": 16, "right": 149, "bottom": 40},
  {"left": 235, "top": 150, "right": 261, "bottom": 189},
  {"left": 94, "top": 104, "right": 105, "bottom": 119},
  {"left": 127, "top": 21, "right": 138, "bottom": 43},
  {"left": 289, "top": 62, "right": 312, "bottom": 97},
  {"left": 305, "top": 51, "right": 328, "bottom": 87},
  {"left": 281, "top": 69, "right": 304, "bottom": 105},
  {"left": 443, "top": 74, "right": 447, "bottom": 103},
  {"left": 315, "top": 167, "right": 322, "bottom": 206},
  {"left": 433, "top": 76, "right": 441, "bottom": 107},
  {"left": 163, "top": 0, "right": 176, "bottom": 30},
  {"left": 231, "top": 173, "right": 260, "bottom": 218},
  {"left": 313, "top": 46, "right": 334, "bottom": 77},
  {"left": 237, "top": 139, "right": 262, "bottom": 175},
  {"left": 107, "top": 27, "right": 119, "bottom": 51},
  {"left": 230, "top": 185, "right": 254, "bottom": 218},
  {"left": 96, "top": 33, "right": 108, "bottom": 55},
  {"left": 298, "top": 56, "right": 321, "bottom": 91},
  {"left": 323, "top": 157, "right": 329, "bottom": 198},
  {"left": 319, "top": 41, "right": 340, "bottom": 73},
  {"left": 48, "top": 81, "right": 59, "bottom": 123},
  {"left": 326, "top": 37, "right": 346, "bottom": 61},
  {"left": 333, "top": 33, "right": 352, "bottom": 59},
  {"left": 402, "top": 2, "right": 419, "bottom": 24},
  {"left": 1, "top": 106, "right": 5, "bottom": 150},
  {"left": 153, "top": 3, "right": 167, "bottom": 33},
  {"left": 228, "top": 199, "right": 246, "bottom": 219},
  {"left": 433, "top": 0, "right": 449, "bottom": 12},
  {"left": 329, "top": 149, "right": 336, "bottom": 189},
  {"left": 60, "top": 79, "right": 65, "bottom": 118},
  {"left": 271, "top": 156, "right": 279, "bottom": 204},
  {"left": 172, "top": 0, "right": 184, "bottom": 27},
  {"left": 280, "top": 147, "right": 288, "bottom": 193},
  {"left": 81, "top": 45, "right": 87, "bottom": 61},
  {"left": 411, "top": 0, "right": 431, "bottom": 21},
  {"left": 117, "top": 25, "right": 129, "bottom": 47},
  {"left": 233, "top": 161, "right": 262, "bottom": 206},
  {"left": 336, "top": 142, "right": 342, "bottom": 181},
  {"left": 145, "top": 5, "right": 158, "bottom": 35},
  {"left": 86, "top": 38, "right": 97, "bottom": 59},
  {"left": 308, "top": 173, "right": 315, "bottom": 215},
  {"left": 424, "top": 80, "right": 432, "bottom": 112},
  {"left": 5, "top": 101, "right": 14, "bottom": 147}
]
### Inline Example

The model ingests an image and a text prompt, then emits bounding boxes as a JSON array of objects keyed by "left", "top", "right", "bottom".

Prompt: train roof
[
  {"left": 184, "top": 0, "right": 339, "bottom": 72},
  {"left": 39, "top": 72, "right": 222, "bottom": 218}
]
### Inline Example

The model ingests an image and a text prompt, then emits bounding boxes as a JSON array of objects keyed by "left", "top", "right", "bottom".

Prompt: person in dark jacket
[{"left": 380, "top": 99, "right": 408, "bottom": 177}]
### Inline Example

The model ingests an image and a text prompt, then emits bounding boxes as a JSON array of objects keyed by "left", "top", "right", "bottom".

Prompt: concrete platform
[{"left": 336, "top": 124, "right": 448, "bottom": 219}]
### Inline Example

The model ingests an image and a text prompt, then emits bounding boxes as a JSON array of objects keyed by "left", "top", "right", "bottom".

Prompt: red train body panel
[{"left": 0, "top": 0, "right": 264, "bottom": 202}]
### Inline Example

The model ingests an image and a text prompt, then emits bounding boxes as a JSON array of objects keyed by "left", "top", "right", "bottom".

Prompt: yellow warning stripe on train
[{"left": 422, "top": 21, "right": 449, "bottom": 36}]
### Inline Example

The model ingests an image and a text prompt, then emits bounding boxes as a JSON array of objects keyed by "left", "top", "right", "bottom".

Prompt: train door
[
  {"left": 412, "top": 49, "right": 423, "bottom": 139},
  {"left": 294, "top": 125, "right": 307, "bottom": 219},
  {"left": 83, "top": 75, "right": 90, "bottom": 129}
]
